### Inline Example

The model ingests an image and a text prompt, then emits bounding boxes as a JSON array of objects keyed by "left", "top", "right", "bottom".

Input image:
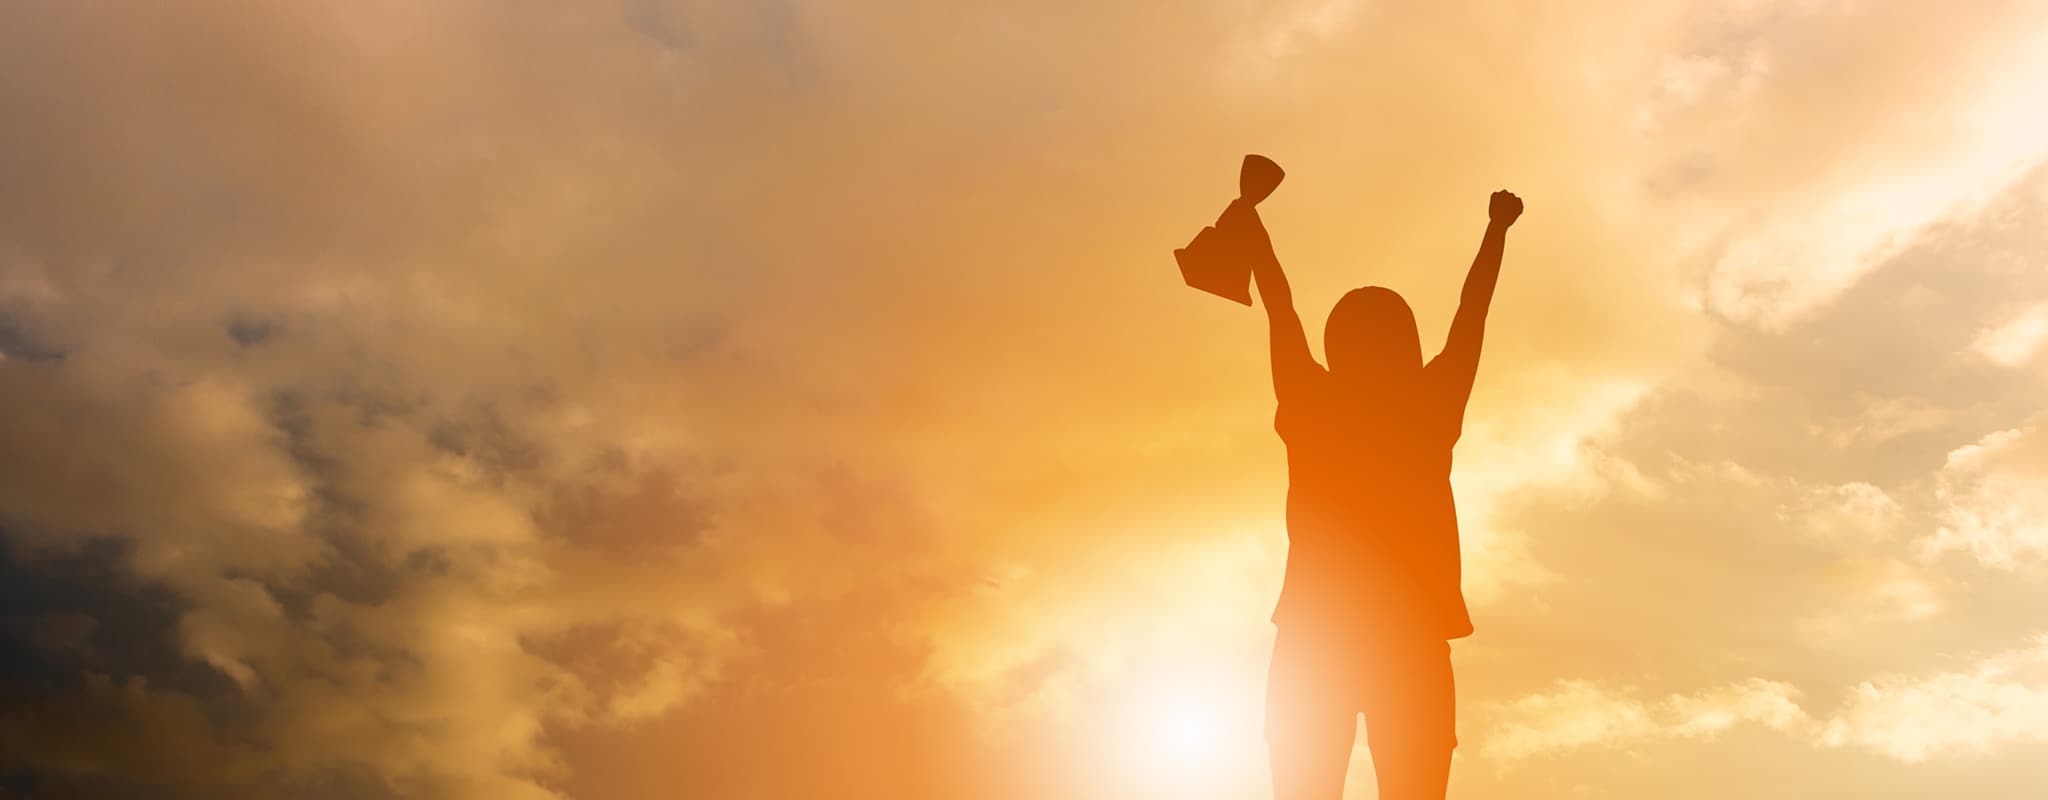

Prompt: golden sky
[{"left": 3, "top": 1, "right": 2048, "bottom": 798}]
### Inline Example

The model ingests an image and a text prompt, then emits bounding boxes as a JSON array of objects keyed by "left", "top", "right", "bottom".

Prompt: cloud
[
  {"left": 1479, "top": 680, "right": 1661, "bottom": 760},
  {"left": 1485, "top": 632, "right": 2048, "bottom": 765},
  {"left": 1801, "top": 557, "right": 1942, "bottom": 630},
  {"left": 1479, "top": 677, "right": 1810, "bottom": 761},
  {"left": 0, "top": 2, "right": 826, "bottom": 796},
  {"left": 1781, "top": 480, "right": 1904, "bottom": 546},
  {"left": 1232, "top": 0, "right": 1362, "bottom": 79},
  {"left": 1821, "top": 634, "right": 2048, "bottom": 762},
  {"left": 1971, "top": 303, "right": 2048, "bottom": 367},
  {"left": 1925, "top": 418, "right": 2048, "bottom": 569},
  {"left": 1660, "top": 2, "right": 2048, "bottom": 328},
  {"left": 1811, "top": 393, "right": 1956, "bottom": 450}
]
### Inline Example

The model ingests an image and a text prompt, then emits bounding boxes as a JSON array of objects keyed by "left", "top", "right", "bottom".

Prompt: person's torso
[{"left": 1272, "top": 370, "right": 1472, "bottom": 639}]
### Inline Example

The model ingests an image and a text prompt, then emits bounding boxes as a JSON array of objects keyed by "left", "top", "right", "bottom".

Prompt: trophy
[{"left": 1173, "top": 154, "right": 1285, "bottom": 305}]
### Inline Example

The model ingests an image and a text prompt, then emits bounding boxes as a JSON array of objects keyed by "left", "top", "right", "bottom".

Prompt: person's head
[{"left": 1325, "top": 286, "right": 1422, "bottom": 383}]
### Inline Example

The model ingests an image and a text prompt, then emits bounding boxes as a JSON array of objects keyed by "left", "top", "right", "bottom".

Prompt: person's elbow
[{"left": 1457, "top": 286, "right": 1497, "bottom": 314}]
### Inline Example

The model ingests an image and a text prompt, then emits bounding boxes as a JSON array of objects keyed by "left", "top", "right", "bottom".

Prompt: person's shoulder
[
  {"left": 1423, "top": 355, "right": 1459, "bottom": 384},
  {"left": 1417, "top": 366, "right": 1466, "bottom": 440}
]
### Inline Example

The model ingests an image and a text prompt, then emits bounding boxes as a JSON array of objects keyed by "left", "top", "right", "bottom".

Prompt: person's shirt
[{"left": 1270, "top": 361, "right": 1475, "bottom": 641}]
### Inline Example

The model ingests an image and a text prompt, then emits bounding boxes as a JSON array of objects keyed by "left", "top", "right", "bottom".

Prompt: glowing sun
[
  {"left": 1158, "top": 698, "right": 1230, "bottom": 765},
  {"left": 1124, "top": 682, "right": 1242, "bottom": 777}
]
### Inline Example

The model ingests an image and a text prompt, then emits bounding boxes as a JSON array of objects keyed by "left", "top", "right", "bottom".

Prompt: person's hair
[{"left": 1325, "top": 286, "right": 1422, "bottom": 381}]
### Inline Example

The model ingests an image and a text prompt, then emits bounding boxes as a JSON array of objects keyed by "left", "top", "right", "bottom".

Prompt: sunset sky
[{"left": 4, "top": 1, "right": 2048, "bottom": 798}]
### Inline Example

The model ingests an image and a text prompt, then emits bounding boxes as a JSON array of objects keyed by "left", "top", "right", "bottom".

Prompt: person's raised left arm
[{"left": 1431, "top": 190, "right": 1523, "bottom": 414}]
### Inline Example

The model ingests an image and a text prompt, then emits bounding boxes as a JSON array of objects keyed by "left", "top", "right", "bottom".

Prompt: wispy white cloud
[
  {"left": 1483, "top": 633, "right": 2048, "bottom": 765},
  {"left": 1971, "top": 303, "right": 2048, "bottom": 366},
  {"left": 1480, "top": 677, "right": 1811, "bottom": 761},
  {"left": 1821, "top": 634, "right": 2048, "bottom": 762},
  {"left": 1782, "top": 481, "right": 1904, "bottom": 545},
  {"left": 1925, "top": 419, "right": 2048, "bottom": 569},
  {"left": 1645, "top": 4, "right": 2048, "bottom": 328}
]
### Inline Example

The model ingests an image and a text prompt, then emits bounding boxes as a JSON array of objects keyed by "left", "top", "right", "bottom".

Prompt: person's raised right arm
[{"left": 1225, "top": 202, "right": 1318, "bottom": 403}]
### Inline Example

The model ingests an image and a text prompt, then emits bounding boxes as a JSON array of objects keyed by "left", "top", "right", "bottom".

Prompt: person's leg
[
  {"left": 1361, "top": 639, "right": 1456, "bottom": 800},
  {"left": 1266, "top": 626, "right": 1361, "bottom": 800},
  {"left": 1266, "top": 713, "right": 1355, "bottom": 800}
]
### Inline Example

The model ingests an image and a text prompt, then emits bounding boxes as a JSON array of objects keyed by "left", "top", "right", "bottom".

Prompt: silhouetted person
[{"left": 1222, "top": 188, "right": 1523, "bottom": 800}]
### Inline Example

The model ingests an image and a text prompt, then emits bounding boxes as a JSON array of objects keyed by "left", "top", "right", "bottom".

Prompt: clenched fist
[{"left": 1489, "top": 190, "right": 1523, "bottom": 228}]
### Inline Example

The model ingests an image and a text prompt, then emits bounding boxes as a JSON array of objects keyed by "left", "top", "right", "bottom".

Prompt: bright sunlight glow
[
  {"left": 1142, "top": 691, "right": 1230, "bottom": 768},
  {"left": 1116, "top": 670, "right": 1264, "bottom": 799}
]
